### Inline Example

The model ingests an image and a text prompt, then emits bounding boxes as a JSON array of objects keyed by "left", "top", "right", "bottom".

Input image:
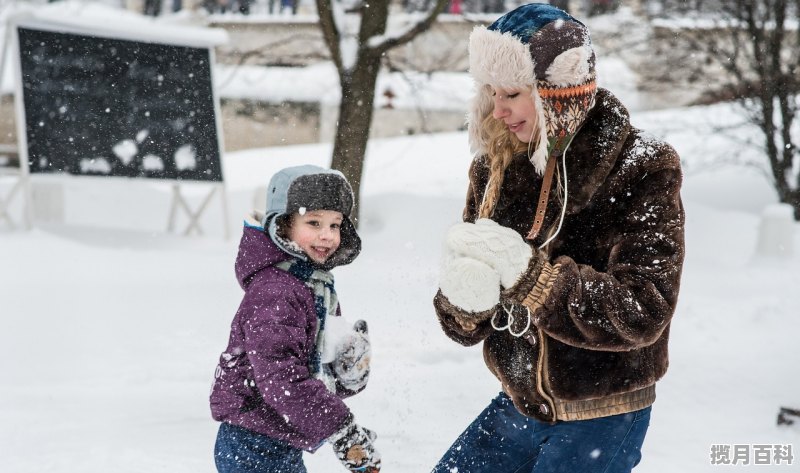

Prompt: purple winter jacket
[{"left": 209, "top": 224, "right": 351, "bottom": 450}]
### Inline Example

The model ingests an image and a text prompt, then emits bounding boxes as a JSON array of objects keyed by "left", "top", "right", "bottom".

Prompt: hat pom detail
[{"left": 545, "top": 46, "right": 593, "bottom": 87}]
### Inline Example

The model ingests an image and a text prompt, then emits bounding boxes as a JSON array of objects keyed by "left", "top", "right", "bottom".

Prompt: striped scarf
[{"left": 275, "top": 258, "right": 338, "bottom": 393}]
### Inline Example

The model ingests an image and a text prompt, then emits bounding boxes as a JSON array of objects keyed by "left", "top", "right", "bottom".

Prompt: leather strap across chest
[{"left": 526, "top": 155, "right": 557, "bottom": 241}]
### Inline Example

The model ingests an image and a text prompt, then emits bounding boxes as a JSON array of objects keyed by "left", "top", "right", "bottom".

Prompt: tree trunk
[
  {"left": 726, "top": 0, "right": 800, "bottom": 220},
  {"left": 314, "top": 0, "right": 449, "bottom": 226},
  {"left": 330, "top": 54, "right": 381, "bottom": 226}
]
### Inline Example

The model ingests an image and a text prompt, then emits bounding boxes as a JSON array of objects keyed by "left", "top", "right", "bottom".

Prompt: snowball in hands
[
  {"left": 322, "top": 316, "right": 371, "bottom": 392},
  {"left": 439, "top": 256, "right": 501, "bottom": 313},
  {"left": 446, "top": 218, "right": 532, "bottom": 289}
]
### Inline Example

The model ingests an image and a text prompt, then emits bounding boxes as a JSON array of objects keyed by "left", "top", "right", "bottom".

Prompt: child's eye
[
  {"left": 507, "top": 92, "right": 519, "bottom": 99},
  {"left": 307, "top": 220, "right": 320, "bottom": 227},
  {"left": 331, "top": 223, "right": 341, "bottom": 230}
]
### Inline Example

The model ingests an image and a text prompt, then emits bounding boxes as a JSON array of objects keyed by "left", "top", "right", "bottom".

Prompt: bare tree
[
  {"left": 315, "top": 0, "right": 450, "bottom": 224},
  {"left": 667, "top": 1, "right": 800, "bottom": 218},
  {"left": 721, "top": 1, "right": 800, "bottom": 219}
]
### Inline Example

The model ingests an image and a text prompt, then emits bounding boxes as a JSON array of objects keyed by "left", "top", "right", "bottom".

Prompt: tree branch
[
  {"left": 370, "top": 0, "right": 451, "bottom": 56},
  {"left": 315, "top": 0, "right": 344, "bottom": 72}
]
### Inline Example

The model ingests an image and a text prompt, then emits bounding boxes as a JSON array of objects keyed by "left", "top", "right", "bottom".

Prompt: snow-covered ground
[{"left": 1, "top": 2, "right": 799, "bottom": 472}]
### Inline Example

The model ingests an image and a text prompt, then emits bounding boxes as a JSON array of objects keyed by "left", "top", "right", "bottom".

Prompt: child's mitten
[
  {"left": 332, "top": 320, "right": 371, "bottom": 392},
  {"left": 329, "top": 415, "right": 381, "bottom": 472}
]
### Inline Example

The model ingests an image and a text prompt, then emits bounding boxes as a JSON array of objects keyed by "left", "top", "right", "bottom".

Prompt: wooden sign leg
[
  {"left": 167, "top": 184, "right": 223, "bottom": 237},
  {"left": 0, "top": 176, "right": 24, "bottom": 229}
]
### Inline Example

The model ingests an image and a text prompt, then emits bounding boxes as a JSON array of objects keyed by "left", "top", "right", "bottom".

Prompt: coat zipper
[{"left": 535, "top": 327, "right": 557, "bottom": 422}]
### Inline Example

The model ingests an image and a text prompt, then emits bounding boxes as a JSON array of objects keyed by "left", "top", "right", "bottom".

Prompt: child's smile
[{"left": 287, "top": 209, "right": 343, "bottom": 264}]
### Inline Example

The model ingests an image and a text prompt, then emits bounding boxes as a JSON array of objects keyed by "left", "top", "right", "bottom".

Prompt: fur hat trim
[{"left": 469, "top": 27, "right": 536, "bottom": 89}]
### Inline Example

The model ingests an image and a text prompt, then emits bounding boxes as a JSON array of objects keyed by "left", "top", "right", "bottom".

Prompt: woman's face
[{"left": 491, "top": 86, "right": 537, "bottom": 143}]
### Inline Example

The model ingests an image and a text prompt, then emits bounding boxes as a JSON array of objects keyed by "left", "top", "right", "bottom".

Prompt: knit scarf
[{"left": 275, "top": 258, "right": 338, "bottom": 394}]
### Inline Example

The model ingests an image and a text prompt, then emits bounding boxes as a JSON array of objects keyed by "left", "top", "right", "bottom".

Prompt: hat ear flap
[{"left": 467, "top": 84, "right": 495, "bottom": 156}]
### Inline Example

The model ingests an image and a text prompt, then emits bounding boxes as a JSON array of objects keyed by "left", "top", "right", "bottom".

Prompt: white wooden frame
[
  {"left": 7, "top": 13, "right": 230, "bottom": 238},
  {"left": 167, "top": 182, "right": 230, "bottom": 238},
  {"left": 0, "top": 165, "right": 30, "bottom": 230},
  {"left": 0, "top": 21, "right": 31, "bottom": 230}
]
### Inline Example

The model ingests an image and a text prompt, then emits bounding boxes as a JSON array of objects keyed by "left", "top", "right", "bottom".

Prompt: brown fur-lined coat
[{"left": 434, "top": 88, "right": 685, "bottom": 422}]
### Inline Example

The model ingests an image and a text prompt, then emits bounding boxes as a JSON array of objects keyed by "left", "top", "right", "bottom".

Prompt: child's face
[{"left": 287, "top": 209, "right": 343, "bottom": 264}]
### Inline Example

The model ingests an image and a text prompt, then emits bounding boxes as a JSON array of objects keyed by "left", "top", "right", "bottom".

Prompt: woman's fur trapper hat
[
  {"left": 468, "top": 3, "right": 598, "bottom": 174},
  {"left": 263, "top": 164, "right": 361, "bottom": 269}
]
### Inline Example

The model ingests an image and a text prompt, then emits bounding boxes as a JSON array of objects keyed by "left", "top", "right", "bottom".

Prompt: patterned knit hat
[{"left": 468, "top": 3, "right": 597, "bottom": 174}]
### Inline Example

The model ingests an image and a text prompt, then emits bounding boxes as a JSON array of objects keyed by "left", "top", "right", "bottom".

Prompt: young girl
[
  {"left": 433, "top": 3, "right": 685, "bottom": 473},
  {"left": 210, "top": 165, "right": 380, "bottom": 473}
]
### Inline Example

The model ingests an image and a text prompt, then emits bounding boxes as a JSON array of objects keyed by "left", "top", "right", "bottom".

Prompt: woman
[{"left": 433, "top": 3, "right": 685, "bottom": 472}]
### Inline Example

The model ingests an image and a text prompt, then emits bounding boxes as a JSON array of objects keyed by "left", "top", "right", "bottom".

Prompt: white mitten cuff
[{"left": 439, "top": 256, "right": 500, "bottom": 313}]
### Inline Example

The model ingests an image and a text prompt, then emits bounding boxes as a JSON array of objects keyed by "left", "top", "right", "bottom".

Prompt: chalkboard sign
[{"left": 16, "top": 26, "right": 223, "bottom": 182}]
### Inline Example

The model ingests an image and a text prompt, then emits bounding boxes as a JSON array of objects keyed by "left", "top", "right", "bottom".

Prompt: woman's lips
[{"left": 508, "top": 121, "right": 524, "bottom": 132}]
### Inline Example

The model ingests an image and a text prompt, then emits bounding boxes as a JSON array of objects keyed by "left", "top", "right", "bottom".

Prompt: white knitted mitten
[
  {"left": 439, "top": 256, "right": 500, "bottom": 313},
  {"left": 446, "top": 218, "right": 532, "bottom": 288}
]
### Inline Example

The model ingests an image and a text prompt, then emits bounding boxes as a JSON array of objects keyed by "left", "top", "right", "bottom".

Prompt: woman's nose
[{"left": 492, "top": 99, "right": 508, "bottom": 119}]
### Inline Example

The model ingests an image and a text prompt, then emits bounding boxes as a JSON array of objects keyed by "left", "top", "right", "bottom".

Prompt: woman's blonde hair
[{"left": 477, "top": 94, "right": 540, "bottom": 218}]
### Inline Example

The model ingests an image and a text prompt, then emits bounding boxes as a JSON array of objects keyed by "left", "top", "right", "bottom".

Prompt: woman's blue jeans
[
  {"left": 214, "top": 422, "right": 307, "bottom": 473},
  {"left": 432, "top": 392, "right": 651, "bottom": 473}
]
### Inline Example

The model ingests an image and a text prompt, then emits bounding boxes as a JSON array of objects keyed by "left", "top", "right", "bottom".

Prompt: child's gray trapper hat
[{"left": 263, "top": 164, "right": 361, "bottom": 268}]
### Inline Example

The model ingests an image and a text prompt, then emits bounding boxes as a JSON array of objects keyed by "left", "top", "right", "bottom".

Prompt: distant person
[
  {"left": 269, "top": 0, "right": 297, "bottom": 14},
  {"left": 282, "top": 0, "right": 298, "bottom": 14},
  {"left": 143, "top": 0, "right": 161, "bottom": 16},
  {"left": 210, "top": 165, "right": 381, "bottom": 472},
  {"left": 432, "top": 3, "right": 685, "bottom": 473},
  {"left": 202, "top": 0, "right": 225, "bottom": 13},
  {"left": 237, "top": 0, "right": 252, "bottom": 15},
  {"left": 203, "top": 0, "right": 235, "bottom": 14}
]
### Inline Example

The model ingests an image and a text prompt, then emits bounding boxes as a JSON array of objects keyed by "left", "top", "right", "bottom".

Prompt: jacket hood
[
  {"left": 468, "top": 3, "right": 597, "bottom": 174},
  {"left": 235, "top": 213, "right": 293, "bottom": 290}
]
